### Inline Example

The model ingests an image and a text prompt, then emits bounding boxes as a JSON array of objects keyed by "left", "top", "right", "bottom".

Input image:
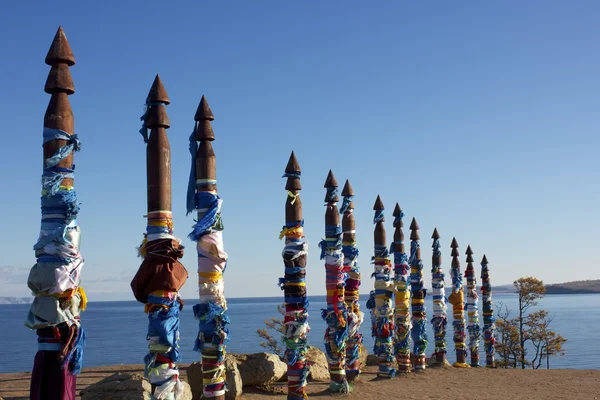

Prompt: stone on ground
[
  {"left": 80, "top": 372, "right": 191, "bottom": 400},
  {"left": 235, "top": 352, "right": 286, "bottom": 387},
  {"left": 186, "top": 354, "right": 243, "bottom": 399},
  {"left": 306, "top": 346, "right": 329, "bottom": 382}
]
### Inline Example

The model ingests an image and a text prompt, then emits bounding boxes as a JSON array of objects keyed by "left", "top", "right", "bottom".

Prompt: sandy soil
[{"left": 1, "top": 364, "right": 599, "bottom": 400}]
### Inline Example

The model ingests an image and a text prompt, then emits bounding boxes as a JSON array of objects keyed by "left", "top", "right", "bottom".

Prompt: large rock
[
  {"left": 236, "top": 352, "right": 286, "bottom": 387},
  {"left": 306, "top": 346, "right": 329, "bottom": 382},
  {"left": 186, "top": 355, "right": 243, "bottom": 400},
  {"left": 358, "top": 343, "right": 368, "bottom": 368},
  {"left": 366, "top": 354, "right": 378, "bottom": 366},
  {"left": 80, "top": 372, "right": 192, "bottom": 400}
]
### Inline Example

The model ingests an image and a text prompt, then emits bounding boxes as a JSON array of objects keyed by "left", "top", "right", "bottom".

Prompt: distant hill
[
  {"left": 545, "top": 279, "right": 600, "bottom": 294},
  {"left": 0, "top": 297, "right": 33, "bottom": 305}
]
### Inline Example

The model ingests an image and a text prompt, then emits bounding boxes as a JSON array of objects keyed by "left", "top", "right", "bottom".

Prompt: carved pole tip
[
  {"left": 285, "top": 151, "right": 301, "bottom": 173},
  {"left": 451, "top": 237, "right": 459, "bottom": 248},
  {"left": 324, "top": 170, "right": 338, "bottom": 188},
  {"left": 432, "top": 228, "right": 440, "bottom": 239},
  {"left": 45, "top": 26, "right": 75, "bottom": 66},
  {"left": 195, "top": 95, "right": 215, "bottom": 121},
  {"left": 341, "top": 179, "right": 354, "bottom": 196},
  {"left": 409, "top": 217, "right": 419, "bottom": 231},
  {"left": 147, "top": 74, "right": 170, "bottom": 104},
  {"left": 373, "top": 195, "right": 384, "bottom": 211}
]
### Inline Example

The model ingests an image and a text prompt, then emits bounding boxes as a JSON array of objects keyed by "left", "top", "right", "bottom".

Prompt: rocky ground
[{"left": 1, "top": 356, "right": 599, "bottom": 400}]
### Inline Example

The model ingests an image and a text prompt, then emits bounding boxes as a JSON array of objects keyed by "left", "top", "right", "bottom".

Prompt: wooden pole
[
  {"left": 340, "top": 180, "right": 363, "bottom": 382},
  {"left": 372, "top": 196, "right": 396, "bottom": 378},
  {"left": 321, "top": 171, "right": 349, "bottom": 392},
  {"left": 280, "top": 152, "right": 310, "bottom": 399},
  {"left": 409, "top": 218, "right": 427, "bottom": 370},
  {"left": 28, "top": 26, "right": 85, "bottom": 400},
  {"left": 430, "top": 228, "right": 448, "bottom": 365},
  {"left": 449, "top": 238, "right": 469, "bottom": 367},
  {"left": 392, "top": 203, "right": 412, "bottom": 373},
  {"left": 188, "top": 95, "right": 228, "bottom": 400},
  {"left": 480, "top": 255, "right": 496, "bottom": 367},
  {"left": 131, "top": 76, "right": 189, "bottom": 399},
  {"left": 465, "top": 245, "right": 481, "bottom": 367}
]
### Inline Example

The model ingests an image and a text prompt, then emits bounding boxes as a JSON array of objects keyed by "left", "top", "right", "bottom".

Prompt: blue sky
[{"left": 1, "top": 1, "right": 598, "bottom": 300}]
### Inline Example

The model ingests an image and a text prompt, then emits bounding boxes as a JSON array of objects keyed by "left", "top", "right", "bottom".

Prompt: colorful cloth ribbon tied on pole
[
  {"left": 480, "top": 255, "right": 496, "bottom": 367},
  {"left": 319, "top": 171, "right": 349, "bottom": 393},
  {"left": 408, "top": 218, "right": 428, "bottom": 370},
  {"left": 280, "top": 152, "right": 310, "bottom": 400},
  {"left": 390, "top": 204, "right": 412, "bottom": 373},
  {"left": 187, "top": 96, "right": 229, "bottom": 399},
  {"left": 448, "top": 238, "right": 469, "bottom": 368},
  {"left": 430, "top": 228, "right": 448, "bottom": 364},
  {"left": 371, "top": 196, "right": 396, "bottom": 378},
  {"left": 28, "top": 28, "right": 86, "bottom": 399},
  {"left": 465, "top": 246, "right": 481, "bottom": 367},
  {"left": 131, "top": 77, "right": 189, "bottom": 400},
  {"left": 340, "top": 180, "right": 364, "bottom": 381}
]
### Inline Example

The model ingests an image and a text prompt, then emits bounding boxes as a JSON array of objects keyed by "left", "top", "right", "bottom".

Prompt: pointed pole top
[
  {"left": 324, "top": 170, "right": 339, "bottom": 188},
  {"left": 410, "top": 217, "right": 419, "bottom": 230},
  {"left": 481, "top": 254, "right": 489, "bottom": 264},
  {"left": 45, "top": 26, "right": 75, "bottom": 66},
  {"left": 285, "top": 151, "right": 301, "bottom": 173},
  {"left": 451, "top": 237, "right": 459, "bottom": 248},
  {"left": 373, "top": 195, "right": 384, "bottom": 211},
  {"left": 194, "top": 95, "right": 215, "bottom": 121},
  {"left": 147, "top": 74, "right": 170, "bottom": 104},
  {"left": 341, "top": 179, "right": 354, "bottom": 196},
  {"left": 466, "top": 245, "right": 473, "bottom": 255},
  {"left": 393, "top": 203, "right": 403, "bottom": 217},
  {"left": 432, "top": 227, "right": 440, "bottom": 239}
]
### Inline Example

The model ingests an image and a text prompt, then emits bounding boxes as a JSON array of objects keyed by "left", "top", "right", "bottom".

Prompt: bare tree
[{"left": 256, "top": 303, "right": 286, "bottom": 359}]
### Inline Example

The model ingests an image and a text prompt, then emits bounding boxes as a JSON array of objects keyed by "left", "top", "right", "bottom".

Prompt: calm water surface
[{"left": 1, "top": 293, "right": 597, "bottom": 373}]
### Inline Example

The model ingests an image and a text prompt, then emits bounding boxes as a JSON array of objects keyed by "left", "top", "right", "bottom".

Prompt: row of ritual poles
[{"left": 25, "top": 27, "right": 496, "bottom": 400}]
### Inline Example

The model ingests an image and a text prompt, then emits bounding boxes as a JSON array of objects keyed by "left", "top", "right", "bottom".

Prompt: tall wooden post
[
  {"left": 320, "top": 171, "right": 349, "bottom": 392},
  {"left": 430, "top": 228, "right": 448, "bottom": 365},
  {"left": 448, "top": 238, "right": 469, "bottom": 367},
  {"left": 480, "top": 255, "right": 496, "bottom": 367},
  {"left": 465, "top": 245, "right": 481, "bottom": 367},
  {"left": 391, "top": 203, "right": 412, "bottom": 373},
  {"left": 130, "top": 76, "right": 189, "bottom": 399},
  {"left": 187, "top": 96, "right": 229, "bottom": 400},
  {"left": 340, "top": 180, "right": 363, "bottom": 382},
  {"left": 372, "top": 196, "right": 396, "bottom": 378},
  {"left": 27, "top": 26, "right": 86, "bottom": 400},
  {"left": 280, "top": 152, "right": 310, "bottom": 400},
  {"left": 409, "top": 218, "right": 427, "bottom": 370}
]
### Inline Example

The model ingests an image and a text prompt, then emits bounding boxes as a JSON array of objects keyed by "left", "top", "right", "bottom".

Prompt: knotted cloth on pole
[
  {"left": 340, "top": 180, "right": 364, "bottom": 382},
  {"left": 430, "top": 228, "right": 448, "bottom": 365},
  {"left": 391, "top": 203, "right": 412, "bottom": 373},
  {"left": 319, "top": 171, "right": 349, "bottom": 393},
  {"left": 186, "top": 96, "right": 229, "bottom": 400},
  {"left": 279, "top": 152, "right": 310, "bottom": 400},
  {"left": 27, "top": 26, "right": 87, "bottom": 400},
  {"left": 448, "top": 238, "right": 469, "bottom": 368},
  {"left": 480, "top": 255, "right": 496, "bottom": 367},
  {"left": 131, "top": 75, "right": 189, "bottom": 400},
  {"left": 465, "top": 245, "right": 481, "bottom": 367},
  {"left": 371, "top": 196, "right": 396, "bottom": 378},
  {"left": 409, "top": 218, "right": 428, "bottom": 370}
]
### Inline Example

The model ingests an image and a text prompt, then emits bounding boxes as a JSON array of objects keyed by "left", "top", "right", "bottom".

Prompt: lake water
[{"left": 1, "top": 293, "right": 597, "bottom": 373}]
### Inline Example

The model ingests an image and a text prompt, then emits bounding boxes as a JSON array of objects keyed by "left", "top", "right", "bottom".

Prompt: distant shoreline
[{"left": 3, "top": 287, "right": 600, "bottom": 305}]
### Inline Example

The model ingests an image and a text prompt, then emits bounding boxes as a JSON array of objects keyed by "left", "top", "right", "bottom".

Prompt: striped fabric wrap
[
  {"left": 430, "top": 238, "right": 448, "bottom": 360},
  {"left": 480, "top": 258, "right": 496, "bottom": 367}
]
